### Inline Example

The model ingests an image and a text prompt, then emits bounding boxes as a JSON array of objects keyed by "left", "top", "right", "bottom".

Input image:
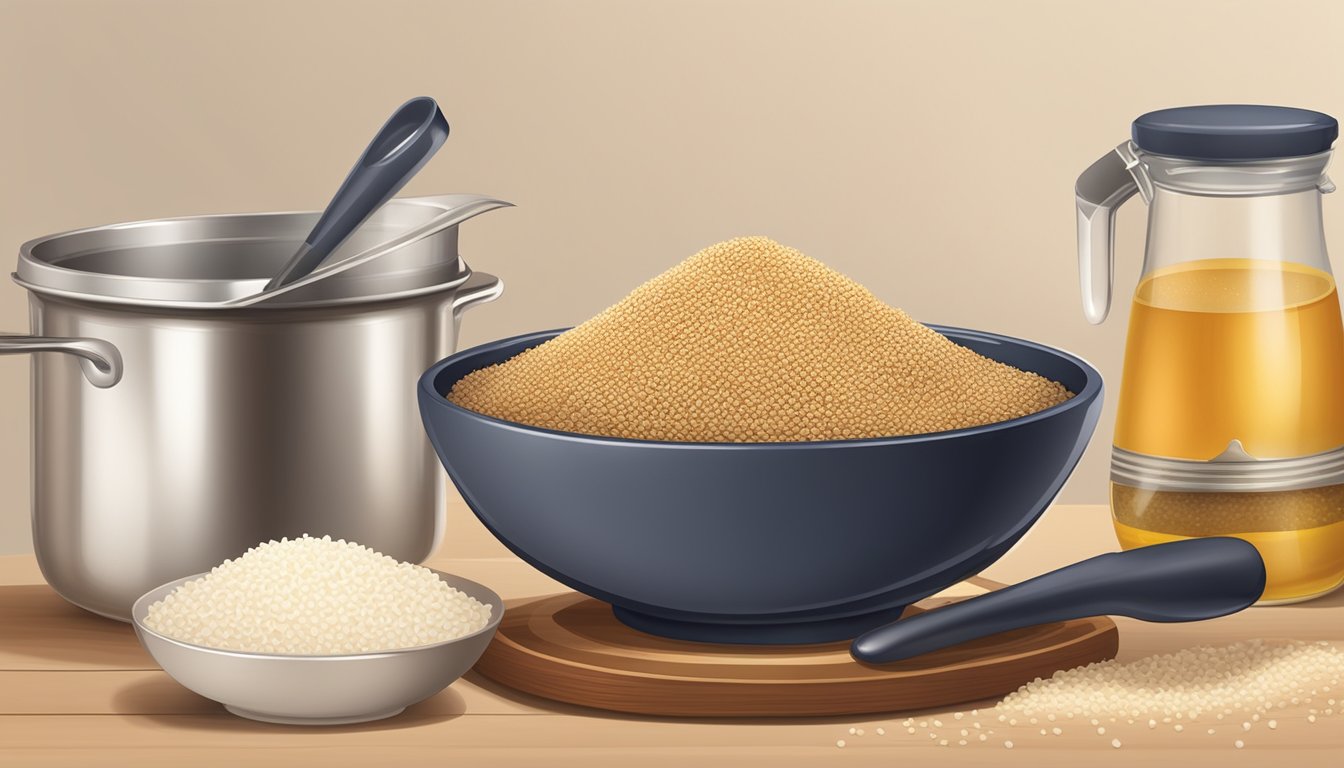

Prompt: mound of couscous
[{"left": 448, "top": 236, "right": 1071, "bottom": 442}]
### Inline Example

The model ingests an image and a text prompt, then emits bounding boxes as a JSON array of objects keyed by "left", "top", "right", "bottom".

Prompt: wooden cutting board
[{"left": 474, "top": 576, "right": 1118, "bottom": 717}]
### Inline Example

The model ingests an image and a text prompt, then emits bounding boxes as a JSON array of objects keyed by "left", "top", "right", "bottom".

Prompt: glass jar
[{"left": 1077, "top": 105, "right": 1344, "bottom": 603}]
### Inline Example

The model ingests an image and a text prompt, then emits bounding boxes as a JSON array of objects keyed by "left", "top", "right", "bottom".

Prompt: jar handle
[
  {"left": 1075, "top": 141, "right": 1146, "bottom": 324},
  {"left": 0, "top": 334, "right": 122, "bottom": 388}
]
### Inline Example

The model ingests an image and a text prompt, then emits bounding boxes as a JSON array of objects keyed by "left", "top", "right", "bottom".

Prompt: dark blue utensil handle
[
  {"left": 851, "top": 537, "right": 1266, "bottom": 664},
  {"left": 266, "top": 96, "right": 450, "bottom": 291}
]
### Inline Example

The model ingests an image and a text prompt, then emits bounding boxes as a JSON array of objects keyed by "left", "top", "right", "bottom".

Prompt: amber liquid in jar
[{"left": 1112, "top": 259, "right": 1344, "bottom": 603}]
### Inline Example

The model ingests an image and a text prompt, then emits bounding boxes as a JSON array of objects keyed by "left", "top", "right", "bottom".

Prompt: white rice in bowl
[{"left": 143, "top": 534, "right": 493, "bottom": 655}]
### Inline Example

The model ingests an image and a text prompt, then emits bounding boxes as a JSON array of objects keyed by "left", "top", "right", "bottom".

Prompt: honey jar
[{"left": 1076, "top": 105, "right": 1344, "bottom": 602}]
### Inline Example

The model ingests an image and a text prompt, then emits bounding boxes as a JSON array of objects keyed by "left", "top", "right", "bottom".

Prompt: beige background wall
[{"left": 1, "top": 0, "right": 1342, "bottom": 554}]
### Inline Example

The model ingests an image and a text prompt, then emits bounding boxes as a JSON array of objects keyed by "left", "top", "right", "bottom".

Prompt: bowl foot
[
  {"left": 612, "top": 603, "right": 909, "bottom": 645},
  {"left": 224, "top": 705, "right": 407, "bottom": 726}
]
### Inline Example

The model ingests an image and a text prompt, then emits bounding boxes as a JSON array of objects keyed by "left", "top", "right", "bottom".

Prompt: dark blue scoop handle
[
  {"left": 265, "top": 96, "right": 450, "bottom": 291},
  {"left": 851, "top": 537, "right": 1265, "bottom": 665}
]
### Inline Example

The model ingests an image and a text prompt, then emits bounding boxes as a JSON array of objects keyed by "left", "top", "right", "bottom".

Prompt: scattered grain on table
[{"left": 834, "top": 639, "right": 1342, "bottom": 751}]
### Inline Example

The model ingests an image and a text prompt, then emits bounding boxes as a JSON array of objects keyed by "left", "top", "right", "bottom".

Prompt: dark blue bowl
[{"left": 419, "top": 327, "right": 1103, "bottom": 644}]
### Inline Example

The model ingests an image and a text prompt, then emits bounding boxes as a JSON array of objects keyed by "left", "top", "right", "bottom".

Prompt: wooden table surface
[{"left": 1, "top": 499, "right": 1341, "bottom": 767}]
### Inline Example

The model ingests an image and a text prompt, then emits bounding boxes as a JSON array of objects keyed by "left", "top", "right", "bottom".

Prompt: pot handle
[
  {"left": 452, "top": 271, "right": 503, "bottom": 315},
  {"left": 0, "top": 334, "right": 123, "bottom": 388}
]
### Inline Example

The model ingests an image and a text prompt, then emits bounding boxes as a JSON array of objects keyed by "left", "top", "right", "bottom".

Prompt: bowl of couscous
[{"left": 418, "top": 237, "right": 1103, "bottom": 644}]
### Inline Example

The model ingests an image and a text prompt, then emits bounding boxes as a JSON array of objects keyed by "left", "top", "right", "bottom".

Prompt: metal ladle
[
  {"left": 222, "top": 193, "right": 511, "bottom": 309},
  {"left": 255, "top": 96, "right": 450, "bottom": 299}
]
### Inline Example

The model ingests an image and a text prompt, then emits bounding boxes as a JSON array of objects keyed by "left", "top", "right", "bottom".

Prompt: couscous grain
[
  {"left": 448, "top": 237, "right": 1072, "bottom": 442},
  {"left": 996, "top": 640, "right": 1344, "bottom": 722}
]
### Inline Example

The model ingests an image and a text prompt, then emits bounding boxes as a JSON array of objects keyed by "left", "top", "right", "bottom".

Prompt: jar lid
[
  {"left": 13, "top": 195, "right": 509, "bottom": 310},
  {"left": 1132, "top": 105, "right": 1338, "bottom": 161}
]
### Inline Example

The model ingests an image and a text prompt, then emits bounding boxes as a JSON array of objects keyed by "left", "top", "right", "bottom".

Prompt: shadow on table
[
  {"left": 0, "top": 584, "right": 152, "bottom": 668},
  {"left": 113, "top": 677, "right": 467, "bottom": 733},
  {"left": 1293, "top": 584, "right": 1344, "bottom": 609},
  {"left": 109, "top": 671, "right": 218, "bottom": 713}
]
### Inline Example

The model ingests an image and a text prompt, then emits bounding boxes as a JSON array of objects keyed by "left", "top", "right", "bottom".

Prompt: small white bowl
[{"left": 132, "top": 569, "right": 503, "bottom": 725}]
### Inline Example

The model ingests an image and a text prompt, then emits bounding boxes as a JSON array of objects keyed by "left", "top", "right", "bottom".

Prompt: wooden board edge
[{"left": 474, "top": 616, "right": 1119, "bottom": 717}]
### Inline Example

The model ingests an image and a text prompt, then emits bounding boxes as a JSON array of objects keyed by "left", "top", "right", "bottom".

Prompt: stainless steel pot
[{"left": 1, "top": 195, "right": 507, "bottom": 620}]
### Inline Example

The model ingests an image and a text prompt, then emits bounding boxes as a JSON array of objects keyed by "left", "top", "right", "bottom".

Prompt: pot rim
[
  {"left": 14, "top": 195, "right": 507, "bottom": 310},
  {"left": 12, "top": 270, "right": 471, "bottom": 312}
]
